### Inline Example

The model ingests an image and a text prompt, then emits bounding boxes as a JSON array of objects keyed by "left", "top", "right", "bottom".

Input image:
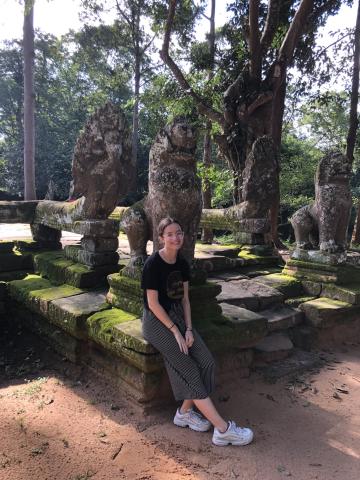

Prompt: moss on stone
[
  {"left": 87, "top": 308, "right": 137, "bottom": 345},
  {"left": 285, "top": 296, "right": 317, "bottom": 307},
  {"left": 255, "top": 273, "right": 303, "bottom": 297},
  {"left": 8, "top": 274, "right": 52, "bottom": 303}
]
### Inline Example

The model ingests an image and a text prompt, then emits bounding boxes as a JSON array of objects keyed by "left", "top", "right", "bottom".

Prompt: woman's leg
[
  {"left": 193, "top": 397, "right": 227, "bottom": 432},
  {"left": 180, "top": 399, "right": 194, "bottom": 412}
]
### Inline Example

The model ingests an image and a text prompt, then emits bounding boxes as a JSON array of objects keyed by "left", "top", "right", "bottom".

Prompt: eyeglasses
[{"left": 163, "top": 231, "right": 184, "bottom": 238}]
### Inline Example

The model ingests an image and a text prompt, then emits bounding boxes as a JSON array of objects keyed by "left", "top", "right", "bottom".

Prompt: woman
[{"left": 141, "top": 217, "right": 254, "bottom": 446}]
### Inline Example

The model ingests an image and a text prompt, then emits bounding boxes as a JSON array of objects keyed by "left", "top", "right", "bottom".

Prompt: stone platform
[{"left": 3, "top": 227, "right": 360, "bottom": 405}]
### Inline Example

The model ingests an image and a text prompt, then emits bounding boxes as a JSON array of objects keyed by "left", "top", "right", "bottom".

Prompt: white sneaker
[
  {"left": 212, "top": 420, "right": 254, "bottom": 446},
  {"left": 173, "top": 408, "right": 212, "bottom": 432}
]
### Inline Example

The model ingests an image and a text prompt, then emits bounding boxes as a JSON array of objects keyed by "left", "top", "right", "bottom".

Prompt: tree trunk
[
  {"left": 347, "top": 0, "right": 360, "bottom": 163},
  {"left": 270, "top": 76, "right": 287, "bottom": 249},
  {"left": 201, "top": 0, "right": 216, "bottom": 244},
  {"left": 131, "top": 8, "right": 141, "bottom": 194},
  {"left": 201, "top": 126, "right": 214, "bottom": 243},
  {"left": 348, "top": 0, "right": 360, "bottom": 243},
  {"left": 23, "top": 0, "right": 36, "bottom": 200}
]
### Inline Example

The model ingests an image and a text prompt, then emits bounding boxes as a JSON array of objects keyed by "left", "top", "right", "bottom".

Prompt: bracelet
[
  {"left": 169, "top": 323, "right": 175, "bottom": 330},
  {"left": 186, "top": 327, "right": 192, "bottom": 331}
]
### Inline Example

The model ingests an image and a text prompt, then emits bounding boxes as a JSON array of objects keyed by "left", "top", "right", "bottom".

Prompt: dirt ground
[{"left": 0, "top": 316, "right": 359, "bottom": 480}]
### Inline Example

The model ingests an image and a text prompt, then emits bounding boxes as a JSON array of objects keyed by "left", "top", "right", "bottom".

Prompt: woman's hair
[{"left": 158, "top": 217, "right": 183, "bottom": 237}]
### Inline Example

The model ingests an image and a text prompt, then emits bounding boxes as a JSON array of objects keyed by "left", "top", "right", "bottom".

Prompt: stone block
[
  {"left": 291, "top": 248, "right": 347, "bottom": 265},
  {"left": 219, "top": 303, "right": 268, "bottom": 347},
  {"left": 193, "top": 254, "right": 237, "bottom": 273},
  {"left": 81, "top": 236, "right": 119, "bottom": 253},
  {"left": 0, "top": 200, "right": 38, "bottom": 223},
  {"left": 34, "top": 250, "right": 118, "bottom": 288},
  {"left": 64, "top": 244, "right": 119, "bottom": 267},
  {"left": 195, "top": 243, "right": 241, "bottom": 258},
  {"left": 48, "top": 290, "right": 110, "bottom": 337},
  {"left": 284, "top": 296, "right": 317, "bottom": 308},
  {"left": 0, "top": 241, "right": 14, "bottom": 253},
  {"left": 0, "top": 270, "right": 32, "bottom": 282},
  {"left": 241, "top": 244, "right": 275, "bottom": 256},
  {"left": 8, "top": 274, "right": 52, "bottom": 304},
  {"left": 87, "top": 310, "right": 162, "bottom": 374},
  {"left": 15, "top": 239, "right": 60, "bottom": 252},
  {"left": 255, "top": 333, "right": 293, "bottom": 363},
  {"left": 254, "top": 273, "right": 303, "bottom": 298},
  {"left": 215, "top": 278, "right": 284, "bottom": 311},
  {"left": 238, "top": 250, "right": 281, "bottom": 267},
  {"left": 0, "top": 251, "right": 33, "bottom": 272},
  {"left": 321, "top": 283, "right": 360, "bottom": 305},
  {"left": 302, "top": 281, "right": 322, "bottom": 296},
  {"left": 283, "top": 259, "right": 360, "bottom": 285},
  {"left": 34, "top": 205, "right": 119, "bottom": 237},
  {"left": 84, "top": 343, "right": 167, "bottom": 404},
  {"left": 259, "top": 304, "right": 303, "bottom": 332},
  {"left": 299, "top": 297, "right": 360, "bottom": 328},
  {"left": 8, "top": 274, "right": 84, "bottom": 316},
  {"left": 107, "top": 272, "right": 143, "bottom": 316}
]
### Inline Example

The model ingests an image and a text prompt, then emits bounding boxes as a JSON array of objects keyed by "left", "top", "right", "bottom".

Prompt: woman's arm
[
  {"left": 147, "top": 289, "right": 188, "bottom": 354},
  {"left": 181, "top": 282, "right": 194, "bottom": 348},
  {"left": 181, "top": 282, "right": 192, "bottom": 330}
]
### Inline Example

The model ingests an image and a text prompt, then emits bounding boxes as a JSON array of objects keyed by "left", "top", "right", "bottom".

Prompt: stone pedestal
[{"left": 283, "top": 258, "right": 360, "bottom": 285}]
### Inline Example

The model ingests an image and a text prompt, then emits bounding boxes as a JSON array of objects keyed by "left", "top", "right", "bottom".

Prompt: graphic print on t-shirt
[{"left": 166, "top": 270, "right": 184, "bottom": 300}]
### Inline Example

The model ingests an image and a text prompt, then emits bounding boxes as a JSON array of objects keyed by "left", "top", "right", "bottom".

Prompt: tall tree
[
  {"left": 347, "top": 0, "right": 360, "bottom": 243},
  {"left": 160, "top": 0, "right": 346, "bottom": 244},
  {"left": 80, "top": 0, "right": 158, "bottom": 191},
  {"left": 201, "top": 0, "right": 216, "bottom": 244},
  {"left": 23, "top": 0, "right": 36, "bottom": 199}
]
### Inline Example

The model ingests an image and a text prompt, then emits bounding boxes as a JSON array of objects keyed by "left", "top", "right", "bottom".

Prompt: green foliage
[{"left": 197, "top": 162, "right": 233, "bottom": 208}]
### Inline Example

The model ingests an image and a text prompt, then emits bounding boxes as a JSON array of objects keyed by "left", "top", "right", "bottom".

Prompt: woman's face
[{"left": 160, "top": 223, "right": 184, "bottom": 251}]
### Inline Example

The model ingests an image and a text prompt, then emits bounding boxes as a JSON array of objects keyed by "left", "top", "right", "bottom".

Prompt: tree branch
[
  {"left": 279, "top": 0, "right": 314, "bottom": 63},
  {"left": 160, "top": 0, "right": 225, "bottom": 128},
  {"left": 249, "top": 0, "right": 261, "bottom": 80},
  {"left": 260, "top": 0, "right": 281, "bottom": 53}
]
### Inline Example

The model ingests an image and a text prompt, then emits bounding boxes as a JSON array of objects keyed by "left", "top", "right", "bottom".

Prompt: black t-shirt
[{"left": 141, "top": 251, "right": 190, "bottom": 312}]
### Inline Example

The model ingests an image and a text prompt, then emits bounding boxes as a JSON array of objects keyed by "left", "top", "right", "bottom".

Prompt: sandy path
[{"left": 1, "top": 317, "right": 359, "bottom": 480}]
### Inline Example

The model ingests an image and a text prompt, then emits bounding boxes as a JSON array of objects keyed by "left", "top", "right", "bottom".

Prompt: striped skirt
[{"left": 142, "top": 303, "right": 215, "bottom": 401}]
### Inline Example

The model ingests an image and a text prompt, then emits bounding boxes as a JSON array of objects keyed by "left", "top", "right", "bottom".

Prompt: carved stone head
[{"left": 316, "top": 152, "right": 351, "bottom": 186}]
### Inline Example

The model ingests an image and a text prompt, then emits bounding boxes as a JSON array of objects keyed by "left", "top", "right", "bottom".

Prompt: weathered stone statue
[
  {"left": 70, "top": 102, "right": 133, "bottom": 219},
  {"left": 121, "top": 118, "right": 201, "bottom": 266},
  {"left": 201, "top": 135, "right": 279, "bottom": 245},
  {"left": 291, "top": 152, "right": 352, "bottom": 256}
]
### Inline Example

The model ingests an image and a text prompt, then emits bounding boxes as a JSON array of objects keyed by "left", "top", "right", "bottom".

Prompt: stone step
[
  {"left": 320, "top": 283, "right": 360, "bottom": 305},
  {"left": 259, "top": 304, "right": 304, "bottom": 332},
  {"left": 193, "top": 253, "right": 238, "bottom": 273},
  {"left": 33, "top": 250, "right": 119, "bottom": 288},
  {"left": 219, "top": 302, "right": 267, "bottom": 348},
  {"left": 195, "top": 243, "right": 241, "bottom": 258},
  {"left": 214, "top": 278, "right": 284, "bottom": 311},
  {"left": 253, "top": 273, "right": 303, "bottom": 298},
  {"left": 299, "top": 297, "right": 360, "bottom": 328},
  {"left": 254, "top": 332, "right": 294, "bottom": 363}
]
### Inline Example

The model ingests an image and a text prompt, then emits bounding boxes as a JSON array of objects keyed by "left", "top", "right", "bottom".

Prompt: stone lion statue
[
  {"left": 290, "top": 152, "right": 352, "bottom": 253},
  {"left": 70, "top": 102, "right": 133, "bottom": 219},
  {"left": 121, "top": 118, "right": 201, "bottom": 266}
]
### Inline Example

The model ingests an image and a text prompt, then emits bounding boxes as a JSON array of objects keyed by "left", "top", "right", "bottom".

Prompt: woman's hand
[
  {"left": 172, "top": 327, "right": 188, "bottom": 355},
  {"left": 185, "top": 330, "right": 194, "bottom": 348}
]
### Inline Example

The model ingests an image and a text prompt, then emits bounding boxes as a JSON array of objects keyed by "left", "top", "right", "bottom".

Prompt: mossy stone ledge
[
  {"left": 299, "top": 297, "right": 360, "bottom": 328},
  {"left": 87, "top": 309, "right": 162, "bottom": 373},
  {"left": 8, "top": 274, "right": 85, "bottom": 317},
  {"left": 254, "top": 273, "right": 303, "bottom": 298},
  {"left": 34, "top": 250, "right": 118, "bottom": 288}
]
